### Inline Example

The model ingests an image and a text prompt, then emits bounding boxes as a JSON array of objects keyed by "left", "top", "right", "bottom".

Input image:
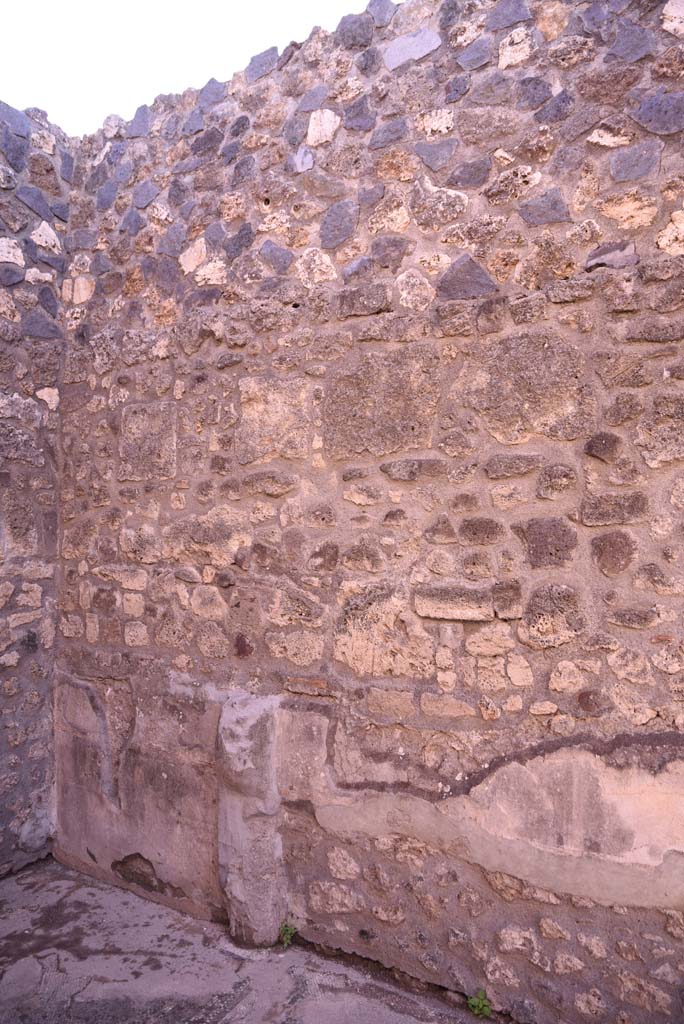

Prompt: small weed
[
  {"left": 467, "top": 989, "right": 492, "bottom": 1018},
  {"left": 279, "top": 921, "right": 297, "bottom": 948}
]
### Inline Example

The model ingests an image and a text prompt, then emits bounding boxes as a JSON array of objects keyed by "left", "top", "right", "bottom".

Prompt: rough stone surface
[
  {"left": 2, "top": 5, "right": 684, "bottom": 1024},
  {"left": 0, "top": 861, "right": 471, "bottom": 1024}
]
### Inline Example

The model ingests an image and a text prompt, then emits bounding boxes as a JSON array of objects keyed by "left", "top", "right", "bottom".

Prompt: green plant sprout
[
  {"left": 467, "top": 989, "right": 493, "bottom": 1018},
  {"left": 279, "top": 921, "right": 297, "bottom": 948}
]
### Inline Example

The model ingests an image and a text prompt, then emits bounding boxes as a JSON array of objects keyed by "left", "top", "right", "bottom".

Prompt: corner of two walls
[
  {"left": 0, "top": 103, "right": 71, "bottom": 875},
  {"left": 4, "top": 0, "right": 684, "bottom": 1022}
]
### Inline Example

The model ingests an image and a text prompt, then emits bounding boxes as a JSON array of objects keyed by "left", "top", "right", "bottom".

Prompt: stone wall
[
  {"left": 4, "top": 0, "right": 684, "bottom": 1020},
  {"left": 0, "top": 104, "right": 70, "bottom": 874}
]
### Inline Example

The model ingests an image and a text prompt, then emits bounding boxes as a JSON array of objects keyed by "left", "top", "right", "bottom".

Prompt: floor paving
[{"left": 0, "top": 860, "right": 479, "bottom": 1024}]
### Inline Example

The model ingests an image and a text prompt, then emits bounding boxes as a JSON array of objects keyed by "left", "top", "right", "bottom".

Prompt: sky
[{"left": 1, "top": 0, "right": 380, "bottom": 137}]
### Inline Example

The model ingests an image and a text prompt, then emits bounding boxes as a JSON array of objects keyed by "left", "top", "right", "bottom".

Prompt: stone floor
[{"left": 0, "top": 860, "right": 480, "bottom": 1024}]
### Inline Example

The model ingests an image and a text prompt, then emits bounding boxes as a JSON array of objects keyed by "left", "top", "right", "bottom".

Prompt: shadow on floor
[{"left": 0, "top": 859, "right": 477, "bottom": 1024}]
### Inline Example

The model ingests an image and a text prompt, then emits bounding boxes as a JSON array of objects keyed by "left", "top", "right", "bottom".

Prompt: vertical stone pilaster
[{"left": 217, "top": 692, "right": 287, "bottom": 946}]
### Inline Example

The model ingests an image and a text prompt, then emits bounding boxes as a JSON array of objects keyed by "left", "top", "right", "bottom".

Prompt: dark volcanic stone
[
  {"left": 96, "top": 181, "right": 117, "bottom": 212},
  {"left": 158, "top": 224, "right": 187, "bottom": 257},
  {"left": 336, "top": 13, "right": 374, "bottom": 49},
  {"left": 369, "top": 118, "right": 407, "bottom": 150},
  {"left": 132, "top": 180, "right": 160, "bottom": 209},
  {"left": 367, "top": 0, "right": 395, "bottom": 28},
  {"left": 630, "top": 90, "right": 684, "bottom": 135},
  {"left": 415, "top": 140, "right": 456, "bottom": 171},
  {"left": 59, "top": 150, "right": 75, "bottom": 184},
  {"left": 22, "top": 309, "right": 63, "bottom": 339},
  {"left": 607, "top": 19, "right": 653, "bottom": 63},
  {"left": 446, "top": 157, "right": 491, "bottom": 187},
  {"left": 0, "top": 264, "right": 24, "bottom": 286},
  {"left": 181, "top": 109, "right": 203, "bottom": 136},
  {"left": 192, "top": 127, "right": 225, "bottom": 156},
  {"left": 260, "top": 240, "right": 293, "bottom": 275},
  {"left": 320, "top": 200, "right": 360, "bottom": 250},
  {"left": 51, "top": 201, "right": 69, "bottom": 223},
  {"left": 517, "top": 76, "right": 552, "bottom": 110},
  {"left": 343, "top": 95, "right": 376, "bottom": 132},
  {"left": 0, "top": 101, "right": 31, "bottom": 137},
  {"left": 0, "top": 127, "right": 29, "bottom": 172},
  {"left": 245, "top": 47, "right": 278, "bottom": 83},
  {"left": 457, "top": 36, "right": 492, "bottom": 71},
  {"left": 438, "top": 254, "right": 498, "bottom": 300},
  {"left": 585, "top": 240, "right": 639, "bottom": 272},
  {"left": 224, "top": 223, "right": 254, "bottom": 262},
  {"left": 487, "top": 0, "right": 531, "bottom": 30},
  {"left": 121, "top": 208, "right": 145, "bottom": 235},
  {"left": 519, "top": 188, "right": 570, "bottom": 226},
  {"left": 16, "top": 184, "right": 52, "bottom": 220},
  {"left": 371, "top": 235, "right": 412, "bottom": 272},
  {"left": 221, "top": 141, "right": 241, "bottom": 165},
  {"left": 230, "top": 115, "right": 250, "bottom": 137},
  {"left": 232, "top": 156, "right": 256, "bottom": 186},
  {"left": 357, "top": 47, "right": 382, "bottom": 76},
  {"left": 297, "top": 86, "right": 329, "bottom": 114},
  {"left": 128, "top": 104, "right": 152, "bottom": 138},
  {"left": 445, "top": 74, "right": 471, "bottom": 103},
  {"left": 38, "top": 286, "right": 58, "bottom": 318},
  {"left": 359, "top": 183, "right": 384, "bottom": 207},
  {"left": 609, "top": 139, "right": 662, "bottom": 182},
  {"left": 535, "top": 90, "right": 574, "bottom": 125},
  {"left": 198, "top": 78, "right": 226, "bottom": 111},
  {"left": 581, "top": 430, "right": 618, "bottom": 462}
]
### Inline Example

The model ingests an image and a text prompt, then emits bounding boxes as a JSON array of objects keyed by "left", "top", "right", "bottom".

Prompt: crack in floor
[{"left": 0, "top": 859, "right": 491, "bottom": 1024}]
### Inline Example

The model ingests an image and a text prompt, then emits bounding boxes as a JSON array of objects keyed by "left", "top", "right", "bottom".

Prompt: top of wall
[{"left": 6, "top": 0, "right": 684, "bottom": 153}]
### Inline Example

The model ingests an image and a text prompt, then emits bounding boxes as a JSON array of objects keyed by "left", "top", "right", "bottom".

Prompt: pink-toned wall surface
[{"left": 4, "top": 2, "right": 684, "bottom": 1021}]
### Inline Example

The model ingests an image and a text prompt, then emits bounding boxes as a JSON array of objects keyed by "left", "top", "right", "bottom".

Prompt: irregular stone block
[
  {"left": 438, "top": 254, "right": 498, "bottom": 300},
  {"left": 519, "top": 187, "right": 570, "bottom": 225},
  {"left": 118, "top": 402, "right": 177, "bottom": 481},
  {"left": 415, "top": 140, "right": 456, "bottom": 171},
  {"left": 487, "top": 0, "right": 531, "bottom": 30},
  {"left": 519, "top": 583, "right": 584, "bottom": 649},
  {"left": 513, "top": 517, "right": 578, "bottom": 568},
  {"left": 446, "top": 156, "right": 491, "bottom": 187},
  {"left": 235, "top": 378, "right": 311, "bottom": 464},
  {"left": 414, "top": 584, "right": 494, "bottom": 621},
  {"left": 457, "top": 36, "right": 492, "bottom": 71},
  {"left": 320, "top": 199, "right": 359, "bottom": 250},
  {"left": 367, "top": 0, "right": 395, "bottom": 27},
  {"left": 338, "top": 282, "right": 390, "bottom": 317},
  {"left": 585, "top": 240, "right": 639, "bottom": 271},
  {"left": 635, "top": 392, "right": 684, "bottom": 466},
  {"left": 459, "top": 331, "right": 592, "bottom": 444},
  {"left": 609, "top": 139, "right": 663, "bottom": 181},
  {"left": 334, "top": 585, "right": 434, "bottom": 678},
  {"left": 323, "top": 345, "right": 440, "bottom": 457},
  {"left": 383, "top": 28, "right": 441, "bottom": 71},
  {"left": 245, "top": 47, "right": 278, "bottom": 83},
  {"left": 630, "top": 89, "right": 684, "bottom": 134},
  {"left": 369, "top": 117, "right": 407, "bottom": 149},
  {"left": 336, "top": 13, "right": 374, "bottom": 49},
  {"left": 579, "top": 492, "right": 648, "bottom": 525}
]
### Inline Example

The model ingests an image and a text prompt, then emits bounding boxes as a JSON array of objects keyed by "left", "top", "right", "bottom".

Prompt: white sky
[{"left": 1, "top": 0, "right": 379, "bottom": 137}]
